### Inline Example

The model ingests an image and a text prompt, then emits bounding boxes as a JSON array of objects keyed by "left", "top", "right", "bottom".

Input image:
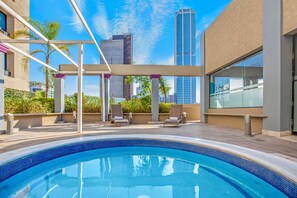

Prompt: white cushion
[
  {"left": 114, "top": 116, "right": 123, "bottom": 120},
  {"left": 169, "top": 117, "right": 178, "bottom": 120}
]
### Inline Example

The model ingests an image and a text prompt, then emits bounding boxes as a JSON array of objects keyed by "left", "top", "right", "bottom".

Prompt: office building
[
  {"left": 100, "top": 33, "right": 133, "bottom": 101},
  {"left": 174, "top": 8, "right": 196, "bottom": 104}
]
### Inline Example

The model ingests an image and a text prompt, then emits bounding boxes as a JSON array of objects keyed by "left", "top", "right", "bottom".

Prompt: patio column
[
  {"left": 262, "top": 0, "right": 292, "bottom": 136},
  {"left": 77, "top": 43, "right": 83, "bottom": 133},
  {"left": 54, "top": 74, "right": 66, "bottom": 113},
  {"left": 100, "top": 74, "right": 110, "bottom": 122},
  {"left": 200, "top": 32, "right": 209, "bottom": 123},
  {"left": 150, "top": 74, "right": 160, "bottom": 122},
  {"left": 0, "top": 44, "right": 8, "bottom": 133}
]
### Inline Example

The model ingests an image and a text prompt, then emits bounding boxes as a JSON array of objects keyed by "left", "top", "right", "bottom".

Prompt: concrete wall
[
  {"left": 283, "top": 0, "right": 297, "bottom": 35},
  {"left": 4, "top": 113, "right": 60, "bottom": 130},
  {"left": 206, "top": 108, "right": 263, "bottom": 133},
  {"left": 4, "top": 104, "right": 200, "bottom": 130},
  {"left": 183, "top": 104, "right": 200, "bottom": 120},
  {"left": 62, "top": 113, "right": 101, "bottom": 123},
  {"left": 204, "top": 0, "right": 263, "bottom": 74},
  {"left": 208, "top": 116, "right": 263, "bottom": 133},
  {"left": 1, "top": 0, "right": 30, "bottom": 91}
]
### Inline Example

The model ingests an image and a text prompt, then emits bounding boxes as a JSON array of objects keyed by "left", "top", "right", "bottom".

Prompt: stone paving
[{"left": 0, "top": 122, "right": 297, "bottom": 161}]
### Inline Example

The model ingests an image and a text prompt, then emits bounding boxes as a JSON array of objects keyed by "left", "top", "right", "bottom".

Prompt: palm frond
[
  {"left": 45, "top": 21, "right": 60, "bottom": 40},
  {"left": 21, "top": 49, "right": 45, "bottom": 72},
  {"left": 11, "top": 30, "right": 39, "bottom": 40},
  {"left": 49, "top": 44, "right": 73, "bottom": 56},
  {"left": 29, "top": 19, "right": 47, "bottom": 35}
]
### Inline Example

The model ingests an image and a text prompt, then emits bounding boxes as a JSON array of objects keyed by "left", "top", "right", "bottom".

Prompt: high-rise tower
[
  {"left": 100, "top": 33, "right": 133, "bottom": 101},
  {"left": 174, "top": 8, "right": 196, "bottom": 104}
]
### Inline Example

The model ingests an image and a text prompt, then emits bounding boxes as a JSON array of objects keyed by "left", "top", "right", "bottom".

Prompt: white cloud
[
  {"left": 92, "top": 1, "right": 110, "bottom": 39},
  {"left": 196, "top": 30, "right": 201, "bottom": 39},
  {"left": 92, "top": 0, "right": 181, "bottom": 64},
  {"left": 69, "top": 0, "right": 85, "bottom": 33},
  {"left": 159, "top": 55, "right": 174, "bottom": 65}
]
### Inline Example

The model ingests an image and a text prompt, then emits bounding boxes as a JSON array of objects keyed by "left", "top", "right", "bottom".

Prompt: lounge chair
[
  {"left": 164, "top": 104, "right": 183, "bottom": 127},
  {"left": 111, "top": 104, "right": 129, "bottom": 127}
]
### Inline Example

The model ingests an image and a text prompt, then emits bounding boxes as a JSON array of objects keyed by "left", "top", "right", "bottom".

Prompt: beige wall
[
  {"left": 1, "top": 0, "right": 30, "bottom": 91},
  {"left": 208, "top": 116, "right": 263, "bottom": 133},
  {"left": 183, "top": 104, "right": 200, "bottom": 120},
  {"left": 283, "top": 0, "right": 297, "bottom": 35},
  {"left": 62, "top": 113, "right": 102, "bottom": 123},
  {"left": 4, "top": 113, "right": 60, "bottom": 129},
  {"left": 206, "top": 108, "right": 263, "bottom": 133},
  {"left": 204, "top": 0, "right": 263, "bottom": 74},
  {"left": 208, "top": 108, "right": 263, "bottom": 115},
  {"left": 4, "top": 109, "right": 200, "bottom": 130}
]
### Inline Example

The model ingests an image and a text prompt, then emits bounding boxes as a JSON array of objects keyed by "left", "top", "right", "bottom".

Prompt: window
[
  {"left": 209, "top": 51, "right": 263, "bottom": 108},
  {"left": 0, "top": 11, "right": 7, "bottom": 32},
  {"left": 4, "top": 53, "right": 7, "bottom": 71}
]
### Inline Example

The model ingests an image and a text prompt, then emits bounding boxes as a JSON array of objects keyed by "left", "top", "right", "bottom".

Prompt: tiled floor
[{"left": 1, "top": 122, "right": 297, "bottom": 161}]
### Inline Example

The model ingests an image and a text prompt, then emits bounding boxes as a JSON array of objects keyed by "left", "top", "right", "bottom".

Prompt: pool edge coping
[{"left": 0, "top": 134, "right": 297, "bottom": 196}]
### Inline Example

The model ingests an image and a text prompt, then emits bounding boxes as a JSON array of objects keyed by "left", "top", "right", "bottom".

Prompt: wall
[
  {"left": 182, "top": 104, "right": 200, "bottom": 120},
  {"left": 283, "top": 0, "right": 297, "bottom": 35},
  {"left": 204, "top": 0, "right": 263, "bottom": 74},
  {"left": 4, "top": 113, "right": 60, "bottom": 130},
  {"left": 4, "top": 105, "right": 200, "bottom": 130},
  {"left": 208, "top": 115, "right": 263, "bottom": 133},
  {"left": 62, "top": 113, "right": 101, "bottom": 123},
  {"left": 206, "top": 108, "right": 263, "bottom": 133},
  {"left": 1, "top": 0, "right": 30, "bottom": 91}
]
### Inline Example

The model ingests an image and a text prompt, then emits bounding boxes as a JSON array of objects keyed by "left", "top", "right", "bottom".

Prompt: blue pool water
[{"left": 0, "top": 147, "right": 287, "bottom": 198}]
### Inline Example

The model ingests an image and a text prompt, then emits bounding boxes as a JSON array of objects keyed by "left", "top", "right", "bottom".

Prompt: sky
[{"left": 29, "top": 0, "right": 231, "bottom": 101}]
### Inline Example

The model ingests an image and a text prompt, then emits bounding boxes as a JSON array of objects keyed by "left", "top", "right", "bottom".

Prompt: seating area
[
  {"left": 111, "top": 104, "right": 130, "bottom": 127},
  {"left": 164, "top": 104, "right": 183, "bottom": 127}
]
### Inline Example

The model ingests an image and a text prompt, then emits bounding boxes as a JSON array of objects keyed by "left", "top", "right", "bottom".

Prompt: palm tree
[
  {"left": 13, "top": 20, "right": 72, "bottom": 98},
  {"left": 159, "top": 77, "right": 171, "bottom": 103},
  {"left": 126, "top": 76, "right": 171, "bottom": 101},
  {"left": 125, "top": 76, "right": 152, "bottom": 97}
]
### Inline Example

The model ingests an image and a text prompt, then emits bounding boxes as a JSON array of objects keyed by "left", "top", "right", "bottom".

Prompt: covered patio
[{"left": 0, "top": 0, "right": 201, "bottom": 134}]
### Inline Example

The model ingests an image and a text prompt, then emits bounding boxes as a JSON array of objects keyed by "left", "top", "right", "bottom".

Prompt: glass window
[
  {"left": 209, "top": 51, "right": 263, "bottom": 108},
  {"left": 0, "top": 11, "right": 7, "bottom": 31},
  {"left": 4, "top": 53, "right": 7, "bottom": 71}
]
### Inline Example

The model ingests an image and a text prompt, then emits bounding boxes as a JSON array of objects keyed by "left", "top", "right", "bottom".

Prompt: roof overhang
[{"left": 59, "top": 64, "right": 201, "bottom": 76}]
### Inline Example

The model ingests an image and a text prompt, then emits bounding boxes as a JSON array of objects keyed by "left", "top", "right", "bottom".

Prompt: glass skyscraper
[{"left": 174, "top": 8, "right": 196, "bottom": 104}]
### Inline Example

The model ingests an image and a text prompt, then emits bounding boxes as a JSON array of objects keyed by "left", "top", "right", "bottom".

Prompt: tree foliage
[
  {"left": 12, "top": 20, "right": 72, "bottom": 98},
  {"left": 4, "top": 89, "right": 172, "bottom": 114},
  {"left": 125, "top": 76, "right": 171, "bottom": 102}
]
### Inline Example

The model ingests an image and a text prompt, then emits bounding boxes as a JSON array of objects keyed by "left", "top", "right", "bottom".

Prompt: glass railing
[{"left": 210, "top": 83, "right": 263, "bottom": 108}]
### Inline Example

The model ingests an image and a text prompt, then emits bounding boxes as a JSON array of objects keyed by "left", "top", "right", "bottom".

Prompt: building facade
[
  {"left": 100, "top": 33, "right": 133, "bottom": 101},
  {"left": 0, "top": 0, "right": 30, "bottom": 132},
  {"left": 174, "top": 8, "right": 196, "bottom": 104},
  {"left": 200, "top": 0, "right": 297, "bottom": 136},
  {"left": 0, "top": 0, "right": 30, "bottom": 91}
]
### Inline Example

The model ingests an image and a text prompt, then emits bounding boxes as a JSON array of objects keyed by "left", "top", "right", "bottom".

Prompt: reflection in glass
[{"left": 210, "top": 52, "right": 263, "bottom": 108}]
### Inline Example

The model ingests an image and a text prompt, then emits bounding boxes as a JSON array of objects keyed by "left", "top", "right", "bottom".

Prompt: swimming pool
[{"left": 0, "top": 135, "right": 296, "bottom": 197}]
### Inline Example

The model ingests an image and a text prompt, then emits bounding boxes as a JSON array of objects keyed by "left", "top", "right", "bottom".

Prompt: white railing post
[{"left": 77, "top": 44, "right": 83, "bottom": 133}]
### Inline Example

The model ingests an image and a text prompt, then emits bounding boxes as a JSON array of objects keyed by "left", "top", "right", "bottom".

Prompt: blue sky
[{"left": 29, "top": 0, "right": 231, "bottom": 99}]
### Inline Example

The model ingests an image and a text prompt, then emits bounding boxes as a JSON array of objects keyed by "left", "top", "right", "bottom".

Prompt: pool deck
[{"left": 1, "top": 122, "right": 297, "bottom": 162}]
